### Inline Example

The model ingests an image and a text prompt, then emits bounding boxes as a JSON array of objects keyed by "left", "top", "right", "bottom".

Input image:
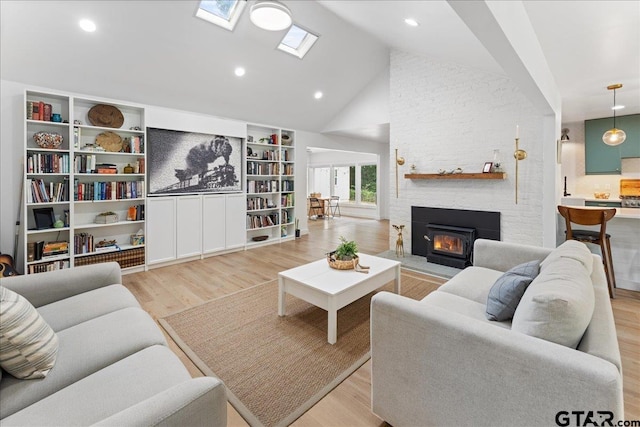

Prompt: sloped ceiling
[
  {"left": 323, "top": 0, "right": 639, "bottom": 124},
  {"left": 2, "top": 1, "right": 639, "bottom": 141},
  {"left": 0, "top": 0, "right": 389, "bottom": 133}
]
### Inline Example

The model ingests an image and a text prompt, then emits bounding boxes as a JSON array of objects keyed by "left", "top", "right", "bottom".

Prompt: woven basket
[{"left": 327, "top": 253, "right": 358, "bottom": 270}]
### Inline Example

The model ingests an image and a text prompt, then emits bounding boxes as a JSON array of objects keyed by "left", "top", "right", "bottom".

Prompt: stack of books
[
  {"left": 42, "top": 241, "right": 69, "bottom": 257},
  {"left": 96, "top": 163, "right": 117, "bottom": 174}
]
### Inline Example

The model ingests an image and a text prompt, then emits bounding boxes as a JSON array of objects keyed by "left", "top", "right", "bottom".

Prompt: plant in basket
[{"left": 327, "top": 237, "right": 369, "bottom": 273}]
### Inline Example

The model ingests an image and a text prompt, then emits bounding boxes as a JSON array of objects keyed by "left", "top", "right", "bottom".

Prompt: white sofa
[
  {"left": 371, "top": 239, "right": 623, "bottom": 427},
  {"left": 0, "top": 262, "right": 227, "bottom": 426}
]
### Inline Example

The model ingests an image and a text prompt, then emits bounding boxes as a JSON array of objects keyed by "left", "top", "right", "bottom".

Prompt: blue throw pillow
[{"left": 486, "top": 260, "right": 540, "bottom": 321}]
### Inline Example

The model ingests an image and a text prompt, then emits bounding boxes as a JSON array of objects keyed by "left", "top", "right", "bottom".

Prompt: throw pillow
[
  {"left": 486, "top": 260, "right": 540, "bottom": 321},
  {"left": 0, "top": 286, "right": 59, "bottom": 379},
  {"left": 540, "top": 240, "right": 593, "bottom": 275},
  {"left": 512, "top": 256, "right": 595, "bottom": 349}
]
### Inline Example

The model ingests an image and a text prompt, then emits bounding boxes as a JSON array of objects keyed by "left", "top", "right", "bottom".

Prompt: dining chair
[
  {"left": 327, "top": 196, "right": 341, "bottom": 218},
  {"left": 557, "top": 205, "right": 617, "bottom": 298},
  {"left": 308, "top": 197, "right": 324, "bottom": 220}
]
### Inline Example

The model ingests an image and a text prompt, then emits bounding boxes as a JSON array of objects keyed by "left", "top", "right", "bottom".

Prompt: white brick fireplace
[{"left": 389, "top": 50, "right": 547, "bottom": 252}]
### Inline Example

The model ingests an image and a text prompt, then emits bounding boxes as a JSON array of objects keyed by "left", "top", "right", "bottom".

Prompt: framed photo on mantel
[{"left": 483, "top": 162, "right": 493, "bottom": 173}]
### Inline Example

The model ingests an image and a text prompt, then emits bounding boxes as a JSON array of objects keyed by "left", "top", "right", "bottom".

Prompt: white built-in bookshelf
[
  {"left": 246, "top": 125, "right": 296, "bottom": 246},
  {"left": 23, "top": 90, "right": 146, "bottom": 274}
]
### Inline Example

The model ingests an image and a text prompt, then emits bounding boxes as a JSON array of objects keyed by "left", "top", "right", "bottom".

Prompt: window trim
[
  {"left": 277, "top": 24, "right": 319, "bottom": 59},
  {"left": 308, "top": 161, "right": 378, "bottom": 207},
  {"left": 195, "top": 0, "right": 247, "bottom": 31}
]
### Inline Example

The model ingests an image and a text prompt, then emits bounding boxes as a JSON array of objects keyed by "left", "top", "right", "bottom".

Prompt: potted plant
[
  {"left": 334, "top": 236, "right": 358, "bottom": 260},
  {"left": 327, "top": 236, "right": 366, "bottom": 271}
]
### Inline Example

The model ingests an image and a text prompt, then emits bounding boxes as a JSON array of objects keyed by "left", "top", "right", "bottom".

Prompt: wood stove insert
[{"left": 425, "top": 224, "right": 476, "bottom": 268}]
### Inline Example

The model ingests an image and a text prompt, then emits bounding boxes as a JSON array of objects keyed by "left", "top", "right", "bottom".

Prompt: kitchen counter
[{"left": 560, "top": 196, "right": 640, "bottom": 219}]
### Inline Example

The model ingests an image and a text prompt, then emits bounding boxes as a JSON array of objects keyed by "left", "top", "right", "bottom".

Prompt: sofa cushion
[
  {"left": 2, "top": 345, "right": 192, "bottom": 426},
  {"left": 0, "top": 306, "right": 166, "bottom": 419},
  {"left": 486, "top": 260, "right": 540, "bottom": 321},
  {"left": 421, "top": 291, "right": 511, "bottom": 329},
  {"left": 436, "top": 266, "right": 503, "bottom": 305},
  {"left": 540, "top": 239, "right": 593, "bottom": 275},
  {"left": 37, "top": 284, "right": 140, "bottom": 332},
  {"left": 512, "top": 254, "right": 595, "bottom": 349},
  {"left": 0, "top": 286, "right": 58, "bottom": 380}
]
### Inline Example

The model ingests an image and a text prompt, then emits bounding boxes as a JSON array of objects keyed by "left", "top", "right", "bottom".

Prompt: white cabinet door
[
  {"left": 202, "top": 194, "right": 226, "bottom": 253},
  {"left": 225, "top": 193, "right": 246, "bottom": 248},
  {"left": 147, "top": 197, "right": 176, "bottom": 264},
  {"left": 176, "top": 195, "right": 202, "bottom": 259}
]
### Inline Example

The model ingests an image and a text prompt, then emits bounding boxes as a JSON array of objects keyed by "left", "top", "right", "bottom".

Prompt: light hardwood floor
[{"left": 122, "top": 217, "right": 640, "bottom": 425}]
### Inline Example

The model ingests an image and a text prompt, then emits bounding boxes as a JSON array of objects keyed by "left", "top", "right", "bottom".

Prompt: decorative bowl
[
  {"left": 88, "top": 104, "right": 124, "bottom": 128},
  {"left": 252, "top": 235, "right": 269, "bottom": 242},
  {"left": 33, "top": 131, "right": 63, "bottom": 149}
]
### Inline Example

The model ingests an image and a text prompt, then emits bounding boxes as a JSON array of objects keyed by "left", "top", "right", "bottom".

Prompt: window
[
  {"left": 308, "top": 164, "right": 377, "bottom": 206},
  {"left": 277, "top": 25, "right": 319, "bottom": 59},
  {"left": 196, "top": 0, "right": 246, "bottom": 31},
  {"left": 360, "top": 164, "right": 377, "bottom": 204}
]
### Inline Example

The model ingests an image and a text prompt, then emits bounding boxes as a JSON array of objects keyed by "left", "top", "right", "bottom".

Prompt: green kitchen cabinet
[{"left": 585, "top": 114, "right": 640, "bottom": 174}]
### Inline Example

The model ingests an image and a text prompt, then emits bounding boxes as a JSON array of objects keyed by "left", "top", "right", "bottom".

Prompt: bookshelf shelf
[
  {"left": 74, "top": 243, "right": 144, "bottom": 258},
  {"left": 27, "top": 227, "right": 71, "bottom": 234},
  {"left": 73, "top": 198, "right": 145, "bottom": 204},
  {"left": 23, "top": 89, "right": 146, "bottom": 274},
  {"left": 75, "top": 220, "right": 144, "bottom": 230},
  {"left": 27, "top": 254, "right": 70, "bottom": 265}
]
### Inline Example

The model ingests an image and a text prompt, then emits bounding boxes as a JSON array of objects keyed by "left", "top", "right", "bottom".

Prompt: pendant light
[
  {"left": 250, "top": 1, "right": 292, "bottom": 31},
  {"left": 602, "top": 84, "right": 626, "bottom": 146}
]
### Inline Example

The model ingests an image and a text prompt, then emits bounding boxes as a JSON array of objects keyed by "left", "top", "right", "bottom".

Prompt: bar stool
[{"left": 557, "top": 205, "right": 617, "bottom": 298}]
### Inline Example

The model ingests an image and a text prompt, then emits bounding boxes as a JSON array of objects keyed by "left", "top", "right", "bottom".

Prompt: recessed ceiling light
[
  {"left": 314, "top": 91, "right": 323, "bottom": 99},
  {"left": 234, "top": 67, "right": 246, "bottom": 77},
  {"left": 79, "top": 19, "right": 96, "bottom": 32},
  {"left": 612, "top": 105, "right": 625, "bottom": 110},
  {"left": 404, "top": 18, "right": 419, "bottom": 27}
]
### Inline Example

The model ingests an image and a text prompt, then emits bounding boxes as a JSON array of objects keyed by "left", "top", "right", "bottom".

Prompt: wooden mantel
[{"left": 404, "top": 172, "right": 506, "bottom": 180}]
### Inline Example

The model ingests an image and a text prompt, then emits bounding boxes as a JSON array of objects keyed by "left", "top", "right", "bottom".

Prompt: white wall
[
  {"left": 1, "top": 80, "right": 31, "bottom": 258},
  {"left": 322, "top": 66, "right": 390, "bottom": 134},
  {"left": 389, "top": 50, "right": 546, "bottom": 252}
]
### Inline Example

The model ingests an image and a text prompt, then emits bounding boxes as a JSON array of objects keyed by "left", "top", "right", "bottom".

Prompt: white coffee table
[{"left": 278, "top": 253, "right": 401, "bottom": 344}]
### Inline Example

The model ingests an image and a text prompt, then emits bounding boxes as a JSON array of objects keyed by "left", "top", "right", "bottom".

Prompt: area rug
[{"left": 159, "top": 271, "right": 440, "bottom": 427}]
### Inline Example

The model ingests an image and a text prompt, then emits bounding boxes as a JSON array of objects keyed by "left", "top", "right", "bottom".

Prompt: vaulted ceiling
[{"left": 2, "top": 1, "right": 638, "bottom": 142}]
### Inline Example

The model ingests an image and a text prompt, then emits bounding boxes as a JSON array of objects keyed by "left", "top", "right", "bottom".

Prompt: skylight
[
  {"left": 196, "top": 0, "right": 247, "bottom": 31},
  {"left": 277, "top": 24, "right": 319, "bottom": 59}
]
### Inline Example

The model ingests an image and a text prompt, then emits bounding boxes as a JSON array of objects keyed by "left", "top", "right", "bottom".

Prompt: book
[
  {"left": 27, "top": 242, "right": 35, "bottom": 262},
  {"left": 43, "top": 103, "right": 52, "bottom": 122},
  {"left": 27, "top": 101, "right": 33, "bottom": 120},
  {"left": 127, "top": 206, "right": 137, "bottom": 221},
  {"left": 97, "top": 168, "right": 116, "bottom": 174},
  {"left": 34, "top": 241, "right": 44, "bottom": 261},
  {"left": 32, "top": 102, "right": 40, "bottom": 120},
  {"left": 38, "top": 102, "right": 44, "bottom": 121}
]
